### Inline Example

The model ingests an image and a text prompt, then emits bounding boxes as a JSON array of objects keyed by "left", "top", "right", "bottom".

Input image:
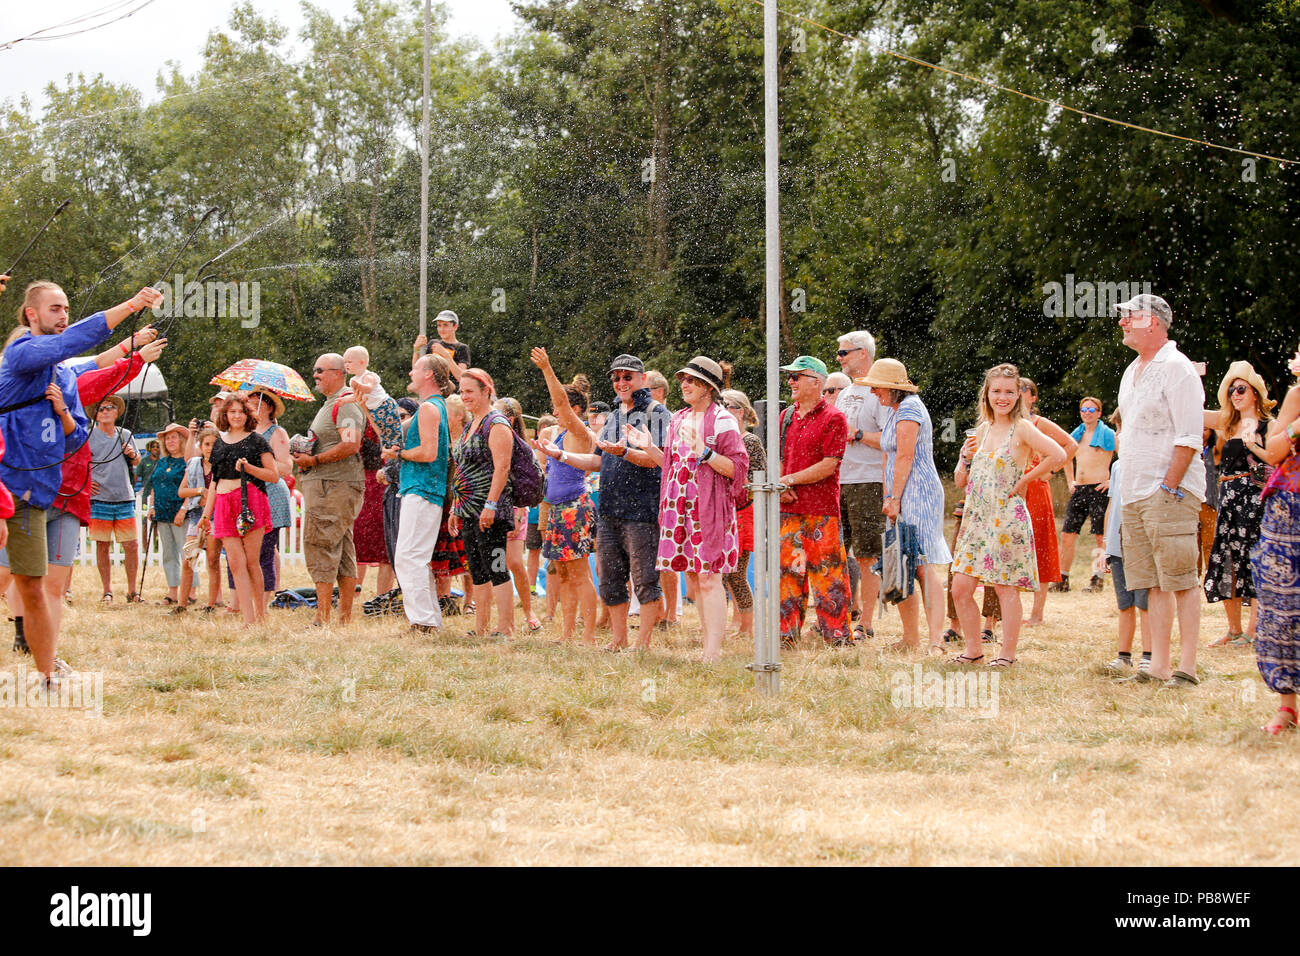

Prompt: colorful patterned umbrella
[{"left": 210, "top": 359, "right": 313, "bottom": 402}]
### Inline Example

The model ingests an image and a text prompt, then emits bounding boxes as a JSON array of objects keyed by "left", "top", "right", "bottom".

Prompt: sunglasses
[
  {"left": 724, "top": 403, "right": 742, "bottom": 410},
  {"left": 836, "top": 348, "right": 861, "bottom": 357},
  {"left": 823, "top": 386, "right": 843, "bottom": 395},
  {"left": 1229, "top": 384, "right": 1252, "bottom": 397},
  {"left": 610, "top": 372, "right": 635, "bottom": 382},
  {"left": 313, "top": 366, "right": 341, "bottom": 374},
  {"left": 788, "top": 372, "right": 813, "bottom": 382},
  {"left": 1080, "top": 406, "right": 1099, "bottom": 413}
]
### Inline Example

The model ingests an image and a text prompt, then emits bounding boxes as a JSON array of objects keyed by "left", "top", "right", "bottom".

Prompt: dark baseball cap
[{"left": 608, "top": 354, "right": 645, "bottom": 374}]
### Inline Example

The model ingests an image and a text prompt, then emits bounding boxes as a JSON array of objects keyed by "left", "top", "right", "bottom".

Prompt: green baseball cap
[{"left": 780, "top": 355, "right": 828, "bottom": 379}]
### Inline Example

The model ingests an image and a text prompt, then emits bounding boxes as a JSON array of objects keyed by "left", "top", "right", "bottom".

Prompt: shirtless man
[{"left": 1060, "top": 396, "right": 1116, "bottom": 592}]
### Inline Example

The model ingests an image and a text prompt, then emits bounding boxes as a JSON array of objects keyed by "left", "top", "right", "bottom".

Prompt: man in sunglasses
[
  {"left": 833, "top": 331, "right": 886, "bottom": 642},
  {"left": 776, "top": 354, "right": 850, "bottom": 647},
  {"left": 1115, "top": 293, "right": 1205, "bottom": 688},
  {"left": 292, "top": 354, "right": 365, "bottom": 625},
  {"left": 561, "top": 354, "right": 672, "bottom": 651},
  {"left": 1060, "top": 396, "right": 1116, "bottom": 592}
]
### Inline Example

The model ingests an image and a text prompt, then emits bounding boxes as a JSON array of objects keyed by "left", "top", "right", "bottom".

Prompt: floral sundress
[{"left": 951, "top": 424, "right": 1039, "bottom": 591}]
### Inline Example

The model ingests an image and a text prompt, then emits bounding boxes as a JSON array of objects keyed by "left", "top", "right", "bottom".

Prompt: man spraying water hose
[{"left": 0, "top": 280, "right": 162, "bottom": 680}]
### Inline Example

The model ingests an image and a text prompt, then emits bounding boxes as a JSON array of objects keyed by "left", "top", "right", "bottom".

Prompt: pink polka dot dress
[{"left": 656, "top": 428, "right": 740, "bottom": 575}]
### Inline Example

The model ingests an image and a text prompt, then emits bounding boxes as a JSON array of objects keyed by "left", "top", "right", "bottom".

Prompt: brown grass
[{"left": 3, "top": 544, "right": 1299, "bottom": 866}]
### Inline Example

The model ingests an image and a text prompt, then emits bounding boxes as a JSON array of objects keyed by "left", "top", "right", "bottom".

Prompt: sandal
[
  {"left": 526, "top": 616, "right": 543, "bottom": 633},
  {"left": 949, "top": 653, "right": 984, "bottom": 665},
  {"left": 159, "top": 596, "right": 178, "bottom": 606},
  {"left": 1263, "top": 706, "right": 1298, "bottom": 735},
  {"left": 126, "top": 592, "right": 143, "bottom": 604},
  {"left": 988, "top": 657, "right": 1015, "bottom": 668},
  {"left": 926, "top": 644, "right": 946, "bottom": 658},
  {"left": 101, "top": 592, "right": 113, "bottom": 604},
  {"left": 942, "top": 628, "right": 961, "bottom": 643},
  {"left": 980, "top": 629, "right": 995, "bottom": 642},
  {"left": 852, "top": 623, "right": 868, "bottom": 643},
  {"left": 1210, "top": 632, "right": 1243, "bottom": 647}
]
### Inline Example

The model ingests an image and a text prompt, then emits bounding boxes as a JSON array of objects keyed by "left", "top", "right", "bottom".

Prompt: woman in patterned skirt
[
  {"left": 630, "top": 356, "right": 748, "bottom": 662},
  {"left": 856, "top": 359, "right": 951, "bottom": 654},
  {"left": 951, "top": 364, "right": 1066, "bottom": 667},
  {"left": 529, "top": 347, "right": 600, "bottom": 645},
  {"left": 1203, "top": 361, "right": 1275, "bottom": 645},
  {"left": 1252, "top": 352, "right": 1300, "bottom": 734}
]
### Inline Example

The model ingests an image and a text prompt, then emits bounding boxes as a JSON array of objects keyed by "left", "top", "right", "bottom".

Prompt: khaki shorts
[
  {"left": 300, "top": 477, "right": 365, "bottom": 584},
  {"left": 1121, "top": 492, "right": 1200, "bottom": 593},
  {"left": 4, "top": 502, "right": 49, "bottom": 578},
  {"left": 840, "top": 482, "right": 885, "bottom": 559}
]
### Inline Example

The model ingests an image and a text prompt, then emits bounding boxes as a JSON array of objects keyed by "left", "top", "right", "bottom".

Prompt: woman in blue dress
[
  {"left": 1253, "top": 358, "right": 1300, "bottom": 735},
  {"left": 857, "top": 358, "right": 951, "bottom": 655}
]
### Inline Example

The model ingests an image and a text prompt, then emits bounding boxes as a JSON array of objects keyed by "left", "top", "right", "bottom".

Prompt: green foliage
[{"left": 0, "top": 0, "right": 1295, "bottom": 457}]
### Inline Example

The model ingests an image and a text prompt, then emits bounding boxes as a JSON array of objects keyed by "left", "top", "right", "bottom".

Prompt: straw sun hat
[
  {"left": 1217, "top": 360, "right": 1276, "bottom": 415},
  {"left": 853, "top": 358, "right": 918, "bottom": 393}
]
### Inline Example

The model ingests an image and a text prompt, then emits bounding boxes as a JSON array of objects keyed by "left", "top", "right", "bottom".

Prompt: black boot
[{"left": 13, "top": 615, "right": 29, "bottom": 655}]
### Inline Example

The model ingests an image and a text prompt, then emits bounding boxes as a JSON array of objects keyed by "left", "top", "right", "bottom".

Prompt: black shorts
[
  {"left": 463, "top": 518, "right": 512, "bottom": 587},
  {"left": 525, "top": 521, "right": 543, "bottom": 551},
  {"left": 1063, "top": 483, "right": 1108, "bottom": 535}
]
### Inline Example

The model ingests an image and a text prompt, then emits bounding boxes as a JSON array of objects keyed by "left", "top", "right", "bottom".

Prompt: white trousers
[{"left": 394, "top": 495, "right": 443, "bottom": 628}]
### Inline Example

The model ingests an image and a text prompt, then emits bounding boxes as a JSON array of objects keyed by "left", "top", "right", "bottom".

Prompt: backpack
[
  {"left": 510, "top": 429, "right": 544, "bottom": 507},
  {"left": 468, "top": 412, "right": 544, "bottom": 508}
]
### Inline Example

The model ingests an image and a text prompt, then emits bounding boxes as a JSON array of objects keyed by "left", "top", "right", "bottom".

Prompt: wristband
[
  {"left": 559, "top": 451, "right": 568, "bottom": 465},
  {"left": 854, "top": 429, "right": 863, "bottom": 443},
  {"left": 120, "top": 339, "right": 131, "bottom": 354},
  {"left": 699, "top": 449, "right": 714, "bottom": 465},
  {"left": 484, "top": 500, "right": 499, "bottom": 512},
  {"left": 1160, "top": 483, "right": 1185, "bottom": 499}
]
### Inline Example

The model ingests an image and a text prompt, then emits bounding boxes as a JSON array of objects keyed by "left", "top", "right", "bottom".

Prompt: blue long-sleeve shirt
[{"left": 0, "top": 312, "right": 110, "bottom": 508}]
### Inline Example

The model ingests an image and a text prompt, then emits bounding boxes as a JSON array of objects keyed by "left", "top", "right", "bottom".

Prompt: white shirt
[
  {"left": 1117, "top": 339, "right": 1206, "bottom": 504},
  {"left": 836, "top": 384, "right": 885, "bottom": 484}
]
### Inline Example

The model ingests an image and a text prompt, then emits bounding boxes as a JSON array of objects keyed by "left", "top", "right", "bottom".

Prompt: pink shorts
[
  {"left": 213, "top": 485, "right": 272, "bottom": 539},
  {"left": 507, "top": 506, "right": 528, "bottom": 542}
]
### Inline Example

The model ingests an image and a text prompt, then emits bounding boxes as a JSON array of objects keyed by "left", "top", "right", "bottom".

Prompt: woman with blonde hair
[
  {"left": 950, "top": 364, "right": 1066, "bottom": 666},
  {"left": 1203, "top": 361, "right": 1275, "bottom": 645}
]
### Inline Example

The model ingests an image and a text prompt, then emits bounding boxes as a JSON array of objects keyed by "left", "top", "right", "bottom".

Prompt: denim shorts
[
  {"left": 1108, "top": 555, "right": 1148, "bottom": 612},
  {"left": 596, "top": 514, "right": 661, "bottom": 607}
]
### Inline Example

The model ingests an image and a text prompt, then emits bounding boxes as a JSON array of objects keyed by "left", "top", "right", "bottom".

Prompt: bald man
[{"left": 291, "top": 353, "right": 365, "bottom": 624}]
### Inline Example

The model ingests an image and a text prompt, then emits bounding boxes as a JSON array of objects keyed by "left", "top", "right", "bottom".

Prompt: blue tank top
[
  {"left": 398, "top": 394, "right": 449, "bottom": 505},
  {"left": 544, "top": 430, "right": 587, "bottom": 505}
]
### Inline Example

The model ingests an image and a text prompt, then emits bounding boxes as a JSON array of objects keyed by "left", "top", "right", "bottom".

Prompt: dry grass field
[{"left": 3, "top": 543, "right": 1298, "bottom": 867}]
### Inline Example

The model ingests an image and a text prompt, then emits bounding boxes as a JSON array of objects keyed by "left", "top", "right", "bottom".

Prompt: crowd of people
[{"left": 2, "top": 277, "right": 1300, "bottom": 734}]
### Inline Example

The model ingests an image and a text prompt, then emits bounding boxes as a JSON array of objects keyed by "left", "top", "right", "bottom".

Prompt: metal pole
[
  {"left": 753, "top": 0, "right": 782, "bottom": 695},
  {"left": 418, "top": 0, "right": 431, "bottom": 339}
]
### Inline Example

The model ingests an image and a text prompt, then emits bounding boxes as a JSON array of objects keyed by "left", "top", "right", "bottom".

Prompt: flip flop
[
  {"left": 526, "top": 616, "right": 543, "bottom": 632},
  {"left": 949, "top": 653, "right": 984, "bottom": 665}
]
